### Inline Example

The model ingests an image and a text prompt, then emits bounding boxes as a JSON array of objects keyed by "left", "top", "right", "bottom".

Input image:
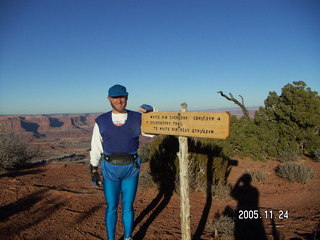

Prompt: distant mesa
[{"left": 0, "top": 113, "right": 100, "bottom": 139}]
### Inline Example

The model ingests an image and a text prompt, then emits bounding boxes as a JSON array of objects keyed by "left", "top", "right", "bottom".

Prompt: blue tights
[{"left": 102, "top": 161, "right": 139, "bottom": 240}]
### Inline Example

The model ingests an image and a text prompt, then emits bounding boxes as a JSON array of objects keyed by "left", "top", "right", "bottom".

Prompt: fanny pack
[{"left": 102, "top": 153, "right": 138, "bottom": 166}]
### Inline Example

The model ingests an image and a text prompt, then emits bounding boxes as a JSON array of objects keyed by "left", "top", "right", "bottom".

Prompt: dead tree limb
[{"left": 217, "top": 91, "right": 250, "bottom": 119}]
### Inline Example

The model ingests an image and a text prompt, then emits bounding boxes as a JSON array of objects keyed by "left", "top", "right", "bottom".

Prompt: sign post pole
[{"left": 177, "top": 103, "right": 191, "bottom": 240}]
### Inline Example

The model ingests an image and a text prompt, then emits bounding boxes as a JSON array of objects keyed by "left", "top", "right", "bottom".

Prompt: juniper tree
[
  {"left": 254, "top": 81, "right": 320, "bottom": 156},
  {"left": 215, "top": 81, "right": 319, "bottom": 160}
]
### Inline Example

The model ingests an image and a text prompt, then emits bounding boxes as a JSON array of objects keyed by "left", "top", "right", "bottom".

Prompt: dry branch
[{"left": 217, "top": 91, "right": 250, "bottom": 119}]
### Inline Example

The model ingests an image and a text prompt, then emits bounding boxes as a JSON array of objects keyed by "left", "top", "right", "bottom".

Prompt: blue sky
[{"left": 0, "top": 0, "right": 319, "bottom": 115}]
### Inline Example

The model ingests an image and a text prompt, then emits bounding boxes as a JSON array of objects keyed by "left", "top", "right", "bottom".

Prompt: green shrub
[
  {"left": 255, "top": 81, "right": 320, "bottom": 158},
  {"left": 145, "top": 136, "right": 230, "bottom": 192},
  {"left": 245, "top": 170, "right": 266, "bottom": 183},
  {"left": 312, "top": 148, "right": 320, "bottom": 162},
  {"left": 190, "top": 139, "right": 230, "bottom": 185},
  {"left": 0, "top": 133, "right": 40, "bottom": 170},
  {"left": 276, "top": 162, "right": 315, "bottom": 184},
  {"left": 215, "top": 81, "right": 319, "bottom": 160},
  {"left": 276, "top": 150, "right": 299, "bottom": 163},
  {"left": 188, "top": 152, "right": 227, "bottom": 191}
]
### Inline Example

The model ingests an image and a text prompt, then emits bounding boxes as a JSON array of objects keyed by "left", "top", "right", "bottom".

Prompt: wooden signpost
[
  {"left": 141, "top": 104, "right": 230, "bottom": 240},
  {"left": 141, "top": 111, "right": 230, "bottom": 139}
]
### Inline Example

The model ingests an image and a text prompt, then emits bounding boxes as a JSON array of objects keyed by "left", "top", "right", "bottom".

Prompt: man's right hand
[
  {"left": 90, "top": 164, "right": 102, "bottom": 187},
  {"left": 91, "top": 172, "right": 101, "bottom": 187}
]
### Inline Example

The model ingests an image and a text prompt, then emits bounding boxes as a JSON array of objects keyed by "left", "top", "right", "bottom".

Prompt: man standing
[{"left": 89, "top": 84, "right": 154, "bottom": 240}]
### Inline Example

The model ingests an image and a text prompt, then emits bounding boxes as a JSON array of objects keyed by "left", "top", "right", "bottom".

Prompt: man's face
[{"left": 108, "top": 96, "right": 128, "bottom": 113}]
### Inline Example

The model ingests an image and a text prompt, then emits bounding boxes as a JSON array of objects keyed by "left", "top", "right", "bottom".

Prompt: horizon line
[{"left": 0, "top": 106, "right": 261, "bottom": 117}]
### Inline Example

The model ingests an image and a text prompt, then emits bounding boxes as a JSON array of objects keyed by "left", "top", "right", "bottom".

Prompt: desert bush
[
  {"left": 139, "top": 168, "right": 157, "bottom": 188},
  {"left": 188, "top": 152, "right": 229, "bottom": 193},
  {"left": 212, "top": 182, "right": 231, "bottom": 200},
  {"left": 312, "top": 149, "right": 320, "bottom": 162},
  {"left": 0, "top": 133, "right": 40, "bottom": 170},
  {"left": 146, "top": 136, "right": 230, "bottom": 192},
  {"left": 138, "top": 142, "right": 152, "bottom": 163},
  {"left": 276, "top": 150, "right": 299, "bottom": 163},
  {"left": 207, "top": 215, "right": 235, "bottom": 240},
  {"left": 276, "top": 162, "right": 315, "bottom": 184},
  {"left": 148, "top": 135, "right": 179, "bottom": 192},
  {"left": 202, "top": 116, "right": 267, "bottom": 161},
  {"left": 190, "top": 139, "right": 229, "bottom": 186},
  {"left": 245, "top": 170, "right": 266, "bottom": 183},
  {"left": 188, "top": 156, "right": 206, "bottom": 191}
]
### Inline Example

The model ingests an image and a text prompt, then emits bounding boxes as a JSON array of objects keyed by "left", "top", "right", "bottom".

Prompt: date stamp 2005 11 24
[{"left": 238, "top": 210, "right": 289, "bottom": 220}]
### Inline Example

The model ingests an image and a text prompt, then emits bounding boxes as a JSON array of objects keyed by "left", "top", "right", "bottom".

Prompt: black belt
[{"left": 102, "top": 153, "right": 138, "bottom": 166}]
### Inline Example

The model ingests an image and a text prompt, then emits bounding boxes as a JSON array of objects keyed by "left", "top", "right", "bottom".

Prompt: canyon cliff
[{"left": 0, "top": 113, "right": 100, "bottom": 138}]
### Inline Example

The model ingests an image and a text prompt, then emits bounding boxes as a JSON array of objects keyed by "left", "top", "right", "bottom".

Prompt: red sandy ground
[{"left": 0, "top": 158, "right": 319, "bottom": 240}]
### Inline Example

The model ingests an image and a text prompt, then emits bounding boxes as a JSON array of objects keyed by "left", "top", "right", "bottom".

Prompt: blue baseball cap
[{"left": 108, "top": 84, "right": 128, "bottom": 97}]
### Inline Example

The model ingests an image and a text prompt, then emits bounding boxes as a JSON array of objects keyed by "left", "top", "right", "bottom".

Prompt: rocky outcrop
[
  {"left": 0, "top": 113, "right": 101, "bottom": 138},
  {"left": 0, "top": 117, "right": 24, "bottom": 133}
]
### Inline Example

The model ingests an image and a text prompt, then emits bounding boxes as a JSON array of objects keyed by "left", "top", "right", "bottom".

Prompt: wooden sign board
[{"left": 142, "top": 112, "right": 230, "bottom": 139}]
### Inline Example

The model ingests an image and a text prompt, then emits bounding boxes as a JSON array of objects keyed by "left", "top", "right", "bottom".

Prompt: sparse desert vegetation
[
  {"left": 0, "top": 133, "right": 41, "bottom": 170},
  {"left": 276, "top": 162, "right": 315, "bottom": 184},
  {"left": 0, "top": 81, "right": 319, "bottom": 239}
]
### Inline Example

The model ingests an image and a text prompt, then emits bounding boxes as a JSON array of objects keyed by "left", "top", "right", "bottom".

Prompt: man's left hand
[{"left": 138, "top": 104, "right": 154, "bottom": 113}]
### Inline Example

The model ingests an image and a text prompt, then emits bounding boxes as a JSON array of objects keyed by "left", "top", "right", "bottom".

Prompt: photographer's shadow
[{"left": 231, "top": 173, "right": 267, "bottom": 240}]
